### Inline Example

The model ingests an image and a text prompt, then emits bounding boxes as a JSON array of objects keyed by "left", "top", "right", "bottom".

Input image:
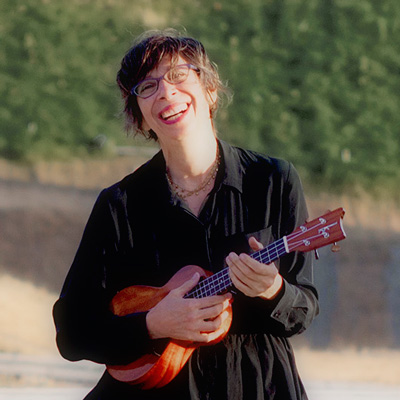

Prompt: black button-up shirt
[{"left": 53, "top": 140, "right": 319, "bottom": 399}]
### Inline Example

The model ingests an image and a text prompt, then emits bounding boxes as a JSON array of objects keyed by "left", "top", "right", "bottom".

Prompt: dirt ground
[
  {"left": 1, "top": 155, "right": 400, "bottom": 386},
  {"left": 1, "top": 271, "right": 400, "bottom": 386}
]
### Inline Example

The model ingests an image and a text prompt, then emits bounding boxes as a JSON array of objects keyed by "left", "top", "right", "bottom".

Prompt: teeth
[{"left": 161, "top": 104, "right": 188, "bottom": 120}]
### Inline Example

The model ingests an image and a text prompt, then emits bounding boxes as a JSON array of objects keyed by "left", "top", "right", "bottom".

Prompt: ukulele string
[
  {"left": 186, "top": 240, "right": 287, "bottom": 299},
  {"left": 185, "top": 268, "right": 231, "bottom": 299},
  {"left": 252, "top": 238, "right": 286, "bottom": 264}
]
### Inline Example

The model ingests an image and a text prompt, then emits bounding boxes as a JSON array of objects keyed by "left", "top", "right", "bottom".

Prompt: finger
[
  {"left": 226, "top": 257, "right": 252, "bottom": 292},
  {"left": 227, "top": 254, "right": 270, "bottom": 296},
  {"left": 197, "top": 311, "right": 231, "bottom": 342},
  {"left": 227, "top": 252, "right": 264, "bottom": 281},
  {"left": 197, "top": 297, "right": 231, "bottom": 320},
  {"left": 226, "top": 249, "right": 266, "bottom": 280},
  {"left": 236, "top": 255, "right": 278, "bottom": 285},
  {"left": 230, "top": 267, "right": 253, "bottom": 293},
  {"left": 197, "top": 327, "right": 225, "bottom": 343},
  {"left": 197, "top": 292, "right": 232, "bottom": 309}
]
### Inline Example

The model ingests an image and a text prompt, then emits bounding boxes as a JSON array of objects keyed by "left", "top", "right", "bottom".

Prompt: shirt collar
[
  {"left": 218, "top": 140, "right": 244, "bottom": 193},
  {"left": 149, "top": 139, "right": 244, "bottom": 202}
]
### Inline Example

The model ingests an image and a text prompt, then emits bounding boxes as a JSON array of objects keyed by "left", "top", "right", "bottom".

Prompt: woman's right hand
[{"left": 146, "top": 273, "right": 232, "bottom": 343}]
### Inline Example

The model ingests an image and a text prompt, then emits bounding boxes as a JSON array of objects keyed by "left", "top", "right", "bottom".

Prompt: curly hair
[{"left": 116, "top": 29, "right": 230, "bottom": 140}]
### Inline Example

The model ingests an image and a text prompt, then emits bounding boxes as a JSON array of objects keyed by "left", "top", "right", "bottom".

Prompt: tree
[
  {"left": 181, "top": 0, "right": 400, "bottom": 193},
  {"left": 0, "top": 0, "right": 143, "bottom": 159},
  {"left": 1, "top": 0, "right": 399, "bottom": 195}
]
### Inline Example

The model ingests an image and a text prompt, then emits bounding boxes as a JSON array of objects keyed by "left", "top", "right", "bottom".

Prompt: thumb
[
  {"left": 249, "top": 236, "right": 264, "bottom": 251},
  {"left": 174, "top": 272, "right": 201, "bottom": 297}
]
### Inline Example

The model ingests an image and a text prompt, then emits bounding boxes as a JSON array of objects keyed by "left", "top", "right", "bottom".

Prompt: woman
[{"left": 53, "top": 29, "right": 319, "bottom": 399}]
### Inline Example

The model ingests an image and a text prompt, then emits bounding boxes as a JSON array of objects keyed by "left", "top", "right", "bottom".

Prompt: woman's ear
[
  {"left": 207, "top": 89, "right": 218, "bottom": 108},
  {"left": 207, "top": 89, "right": 218, "bottom": 118}
]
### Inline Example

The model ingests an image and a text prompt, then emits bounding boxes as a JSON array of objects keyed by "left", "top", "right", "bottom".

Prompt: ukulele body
[{"left": 106, "top": 265, "right": 233, "bottom": 389}]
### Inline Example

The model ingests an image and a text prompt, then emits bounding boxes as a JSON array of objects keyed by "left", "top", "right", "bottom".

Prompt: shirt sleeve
[
  {"left": 267, "top": 162, "right": 319, "bottom": 336},
  {"left": 52, "top": 188, "right": 155, "bottom": 366}
]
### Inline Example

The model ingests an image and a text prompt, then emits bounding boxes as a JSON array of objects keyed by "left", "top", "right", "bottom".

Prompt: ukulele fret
[
  {"left": 256, "top": 238, "right": 287, "bottom": 265},
  {"left": 185, "top": 269, "right": 231, "bottom": 299},
  {"left": 185, "top": 239, "right": 289, "bottom": 299}
]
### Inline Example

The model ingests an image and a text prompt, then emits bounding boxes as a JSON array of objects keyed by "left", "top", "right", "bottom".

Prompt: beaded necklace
[{"left": 166, "top": 149, "right": 220, "bottom": 200}]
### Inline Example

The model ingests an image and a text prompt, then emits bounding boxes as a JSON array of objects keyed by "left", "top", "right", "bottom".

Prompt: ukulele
[{"left": 106, "top": 207, "right": 346, "bottom": 389}]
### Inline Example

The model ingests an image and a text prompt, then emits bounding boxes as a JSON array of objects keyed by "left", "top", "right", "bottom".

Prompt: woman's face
[{"left": 137, "top": 55, "right": 216, "bottom": 143}]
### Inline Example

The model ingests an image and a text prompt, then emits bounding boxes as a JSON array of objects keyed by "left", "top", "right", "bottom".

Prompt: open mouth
[{"left": 160, "top": 104, "right": 189, "bottom": 122}]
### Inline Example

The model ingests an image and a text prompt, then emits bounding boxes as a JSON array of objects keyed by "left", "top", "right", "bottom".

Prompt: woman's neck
[{"left": 161, "top": 133, "right": 219, "bottom": 191}]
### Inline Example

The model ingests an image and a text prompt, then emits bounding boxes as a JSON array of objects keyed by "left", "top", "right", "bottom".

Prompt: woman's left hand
[{"left": 226, "top": 236, "right": 283, "bottom": 300}]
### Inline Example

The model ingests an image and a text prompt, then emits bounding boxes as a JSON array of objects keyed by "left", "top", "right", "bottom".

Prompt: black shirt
[{"left": 53, "top": 140, "right": 319, "bottom": 399}]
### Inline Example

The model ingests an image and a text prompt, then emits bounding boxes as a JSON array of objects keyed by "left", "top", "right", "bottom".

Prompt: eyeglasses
[{"left": 132, "top": 64, "right": 199, "bottom": 99}]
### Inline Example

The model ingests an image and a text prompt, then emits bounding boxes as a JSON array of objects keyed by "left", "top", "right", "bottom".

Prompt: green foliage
[
  {"left": 0, "top": 0, "right": 145, "bottom": 160},
  {"left": 0, "top": 0, "right": 399, "bottom": 195},
  {"left": 180, "top": 0, "right": 400, "bottom": 194}
]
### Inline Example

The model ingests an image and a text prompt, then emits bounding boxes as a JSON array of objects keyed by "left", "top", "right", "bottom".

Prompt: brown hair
[{"left": 116, "top": 29, "right": 230, "bottom": 140}]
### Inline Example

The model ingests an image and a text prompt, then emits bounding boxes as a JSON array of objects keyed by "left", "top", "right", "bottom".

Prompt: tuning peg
[
  {"left": 314, "top": 249, "right": 320, "bottom": 260},
  {"left": 331, "top": 242, "right": 341, "bottom": 252}
]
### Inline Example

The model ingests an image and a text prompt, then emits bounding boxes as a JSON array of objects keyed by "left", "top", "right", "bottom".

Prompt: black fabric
[{"left": 53, "top": 140, "right": 319, "bottom": 399}]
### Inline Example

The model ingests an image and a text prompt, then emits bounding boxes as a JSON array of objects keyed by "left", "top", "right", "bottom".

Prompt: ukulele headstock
[{"left": 286, "top": 208, "right": 346, "bottom": 253}]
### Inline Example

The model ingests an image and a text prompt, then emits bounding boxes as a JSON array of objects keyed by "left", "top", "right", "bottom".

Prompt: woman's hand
[
  {"left": 226, "top": 236, "right": 283, "bottom": 300},
  {"left": 146, "top": 273, "right": 232, "bottom": 343}
]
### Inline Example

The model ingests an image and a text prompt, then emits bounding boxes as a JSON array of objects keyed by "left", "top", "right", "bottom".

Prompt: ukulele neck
[{"left": 184, "top": 238, "right": 287, "bottom": 299}]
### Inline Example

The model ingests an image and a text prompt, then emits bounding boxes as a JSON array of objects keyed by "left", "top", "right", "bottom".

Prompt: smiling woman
[
  {"left": 140, "top": 59, "right": 217, "bottom": 139},
  {"left": 53, "top": 29, "right": 319, "bottom": 400},
  {"left": 116, "top": 29, "right": 229, "bottom": 141}
]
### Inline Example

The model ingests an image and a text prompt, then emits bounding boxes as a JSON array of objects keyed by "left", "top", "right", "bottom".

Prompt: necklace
[{"left": 166, "top": 149, "right": 221, "bottom": 200}]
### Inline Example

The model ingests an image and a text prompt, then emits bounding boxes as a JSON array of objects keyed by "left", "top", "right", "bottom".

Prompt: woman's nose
[{"left": 157, "top": 78, "right": 177, "bottom": 99}]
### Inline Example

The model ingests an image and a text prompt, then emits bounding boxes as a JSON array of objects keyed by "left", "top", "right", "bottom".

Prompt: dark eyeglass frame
[{"left": 131, "top": 64, "right": 199, "bottom": 99}]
